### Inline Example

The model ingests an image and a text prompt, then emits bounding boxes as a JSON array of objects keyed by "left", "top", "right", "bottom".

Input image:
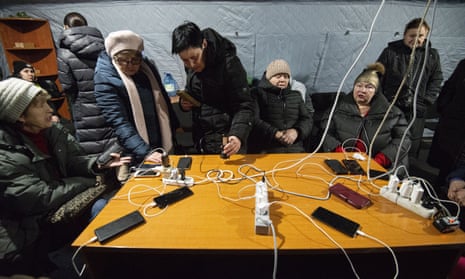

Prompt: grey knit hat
[
  {"left": 266, "top": 59, "right": 291, "bottom": 80},
  {"left": 105, "top": 30, "right": 144, "bottom": 57},
  {"left": 0, "top": 78, "right": 45, "bottom": 123}
]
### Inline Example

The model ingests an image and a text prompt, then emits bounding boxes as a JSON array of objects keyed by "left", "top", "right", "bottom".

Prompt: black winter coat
[
  {"left": 248, "top": 76, "right": 312, "bottom": 153},
  {"left": 428, "top": 59, "right": 465, "bottom": 177},
  {"left": 321, "top": 92, "right": 411, "bottom": 168},
  {"left": 377, "top": 39, "right": 443, "bottom": 117},
  {"left": 185, "top": 28, "right": 254, "bottom": 153},
  {"left": 57, "top": 26, "right": 117, "bottom": 155},
  {"left": 0, "top": 123, "right": 99, "bottom": 260}
]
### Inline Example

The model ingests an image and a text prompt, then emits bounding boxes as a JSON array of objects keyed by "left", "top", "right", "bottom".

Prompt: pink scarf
[{"left": 113, "top": 60, "right": 173, "bottom": 153}]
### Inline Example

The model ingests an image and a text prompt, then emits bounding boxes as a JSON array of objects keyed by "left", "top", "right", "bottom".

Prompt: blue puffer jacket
[{"left": 94, "top": 52, "right": 179, "bottom": 163}]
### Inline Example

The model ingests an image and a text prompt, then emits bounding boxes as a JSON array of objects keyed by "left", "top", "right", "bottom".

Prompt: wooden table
[{"left": 73, "top": 153, "right": 465, "bottom": 278}]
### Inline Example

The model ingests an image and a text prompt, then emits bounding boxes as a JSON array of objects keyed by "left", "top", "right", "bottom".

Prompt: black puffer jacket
[
  {"left": 377, "top": 39, "right": 443, "bottom": 117},
  {"left": 57, "top": 26, "right": 117, "bottom": 155},
  {"left": 185, "top": 28, "right": 254, "bottom": 153},
  {"left": 428, "top": 59, "right": 465, "bottom": 178},
  {"left": 321, "top": 92, "right": 411, "bottom": 168},
  {"left": 248, "top": 75, "right": 312, "bottom": 153},
  {"left": 0, "top": 123, "right": 99, "bottom": 261}
]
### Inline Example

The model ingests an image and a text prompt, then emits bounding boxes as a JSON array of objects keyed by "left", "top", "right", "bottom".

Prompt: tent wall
[{"left": 1, "top": 1, "right": 464, "bottom": 93}]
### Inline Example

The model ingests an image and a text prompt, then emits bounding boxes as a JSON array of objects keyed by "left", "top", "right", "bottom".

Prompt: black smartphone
[
  {"left": 368, "top": 169, "right": 389, "bottom": 181},
  {"left": 177, "top": 157, "right": 192, "bottom": 170},
  {"left": 324, "top": 159, "right": 348, "bottom": 175},
  {"left": 342, "top": 159, "right": 365, "bottom": 175},
  {"left": 96, "top": 143, "right": 122, "bottom": 167},
  {"left": 311, "top": 206, "right": 360, "bottom": 237},
  {"left": 94, "top": 210, "right": 145, "bottom": 243},
  {"left": 329, "top": 183, "right": 372, "bottom": 209},
  {"left": 154, "top": 186, "right": 194, "bottom": 209}
]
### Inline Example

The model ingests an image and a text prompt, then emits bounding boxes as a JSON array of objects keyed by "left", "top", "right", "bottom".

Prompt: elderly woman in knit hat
[
  {"left": 94, "top": 30, "right": 179, "bottom": 165},
  {"left": 321, "top": 62, "right": 411, "bottom": 170},
  {"left": 0, "top": 78, "right": 131, "bottom": 276},
  {"left": 248, "top": 59, "right": 312, "bottom": 154}
]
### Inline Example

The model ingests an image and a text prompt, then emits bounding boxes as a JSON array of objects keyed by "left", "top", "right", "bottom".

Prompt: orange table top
[{"left": 73, "top": 153, "right": 465, "bottom": 252}]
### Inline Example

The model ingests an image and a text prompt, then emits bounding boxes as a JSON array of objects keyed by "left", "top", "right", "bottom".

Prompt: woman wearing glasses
[
  {"left": 321, "top": 62, "right": 411, "bottom": 170},
  {"left": 94, "top": 30, "right": 179, "bottom": 165}
]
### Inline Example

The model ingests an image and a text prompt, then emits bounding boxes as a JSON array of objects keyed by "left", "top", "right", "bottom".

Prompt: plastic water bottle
[{"left": 163, "top": 72, "right": 178, "bottom": 97}]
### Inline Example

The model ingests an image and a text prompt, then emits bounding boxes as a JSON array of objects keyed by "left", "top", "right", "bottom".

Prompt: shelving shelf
[{"left": 0, "top": 17, "right": 71, "bottom": 119}]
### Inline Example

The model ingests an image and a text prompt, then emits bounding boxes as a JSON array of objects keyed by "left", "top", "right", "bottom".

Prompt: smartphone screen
[{"left": 324, "top": 159, "right": 348, "bottom": 175}]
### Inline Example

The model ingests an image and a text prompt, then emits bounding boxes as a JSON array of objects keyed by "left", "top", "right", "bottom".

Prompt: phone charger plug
[
  {"left": 162, "top": 176, "right": 194, "bottom": 186},
  {"left": 352, "top": 153, "right": 366, "bottom": 161},
  {"left": 433, "top": 217, "right": 460, "bottom": 233}
]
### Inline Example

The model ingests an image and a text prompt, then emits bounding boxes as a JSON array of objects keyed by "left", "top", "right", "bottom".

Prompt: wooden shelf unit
[{"left": 0, "top": 17, "right": 71, "bottom": 119}]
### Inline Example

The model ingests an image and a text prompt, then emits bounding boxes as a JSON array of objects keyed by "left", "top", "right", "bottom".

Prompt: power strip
[
  {"left": 162, "top": 176, "right": 194, "bottom": 186},
  {"left": 255, "top": 180, "right": 271, "bottom": 235},
  {"left": 379, "top": 176, "right": 437, "bottom": 219}
]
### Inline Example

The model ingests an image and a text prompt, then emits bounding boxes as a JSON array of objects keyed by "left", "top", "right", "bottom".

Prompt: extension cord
[
  {"left": 379, "top": 185, "right": 437, "bottom": 219},
  {"left": 162, "top": 176, "right": 194, "bottom": 187},
  {"left": 255, "top": 180, "right": 271, "bottom": 235}
]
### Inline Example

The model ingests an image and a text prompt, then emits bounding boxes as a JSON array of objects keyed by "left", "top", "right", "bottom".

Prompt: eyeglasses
[
  {"left": 114, "top": 56, "right": 142, "bottom": 66},
  {"left": 354, "top": 83, "right": 376, "bottom": 91}
]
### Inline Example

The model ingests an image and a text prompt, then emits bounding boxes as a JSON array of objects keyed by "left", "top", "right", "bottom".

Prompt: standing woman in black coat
[
  {"left": 248, "top": 59, "right": 312, "bottom": 153},
  {"left": 428, "top": 58, "right": 465, "bottom": 189},
  {"left": 57, "top": 12, "right": 118, "bottom": 156}
]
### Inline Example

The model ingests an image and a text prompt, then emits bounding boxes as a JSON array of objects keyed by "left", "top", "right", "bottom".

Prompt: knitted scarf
[{"left": 113, "top": 61, "right": 173, "bottom": 153}]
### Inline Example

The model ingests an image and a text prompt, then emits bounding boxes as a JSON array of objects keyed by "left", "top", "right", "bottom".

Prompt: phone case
[
  {"left": 311, "top": 206, "right": 360, "bottom": 237},
  {"left": 342, "top": 159, "right": 365, "bottom": 175},
  {"left": 176, "top": 90, "right": 201, "bottom": 107},
  {"left": 154, "top": 186, "right": 194, "bottom": 209},
  {"left": 329, "top": 183, "right": 372, "bottom": 209},
  {"left": 324, "top": 159, "right": 348, "bottom": 175}
]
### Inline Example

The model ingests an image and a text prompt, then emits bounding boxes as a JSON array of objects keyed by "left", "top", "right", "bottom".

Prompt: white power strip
[
  {"left": 255, "top": 180, "right": 271, "bottom": 235},
  {"left": 162, "top": 176, "right": 194, "bottom": 187},
  {"left": 379, "top": 176, "right": 437, "bottom": 219}
]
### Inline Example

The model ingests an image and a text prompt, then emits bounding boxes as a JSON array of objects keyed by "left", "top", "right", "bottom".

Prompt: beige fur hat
[
  {"left": 354, "top": 62, "right": 386, "bottom": 90},
  {"left": 105, "top": 30, "right": 144, "bottom": 57},
  {"left": 0, "top": 78, "right": 45, "bottom": 123},
  {"left": 266, "top": 59, "right": 291, "bottom": 80}
]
